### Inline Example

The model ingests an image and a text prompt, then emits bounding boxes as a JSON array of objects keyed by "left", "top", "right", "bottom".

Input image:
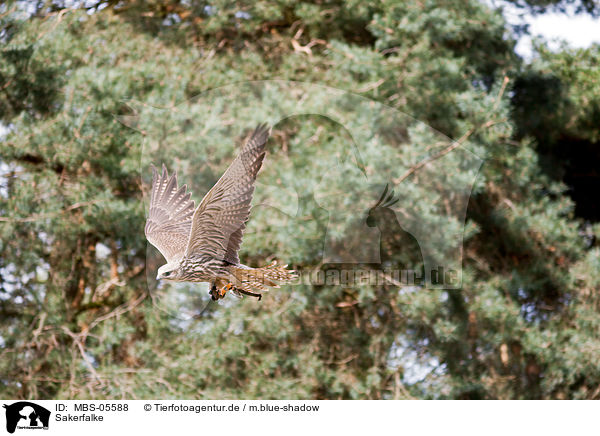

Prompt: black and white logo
[{"left": 3, "top": 402, "right": 50, "bottom": 434}]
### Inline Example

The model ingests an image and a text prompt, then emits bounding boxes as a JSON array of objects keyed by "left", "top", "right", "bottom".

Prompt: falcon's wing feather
[
  {"left": 184, "top": 123, "right": 270, "bottom": 264},
  {"left": 145, "top": 164, "right": 195, "bottom": 263}
]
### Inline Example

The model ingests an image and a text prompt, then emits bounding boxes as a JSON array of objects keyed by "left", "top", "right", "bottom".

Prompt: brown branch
[
  {"left": 88, "top": 289, "right": 147, "bottom": 331},
  {"left": 0, "top": 200, "right": 102, "bottom": 222},
  {"left": 61, "top": 326, "right": 102, "bottom": 384},
  {"left": 73, "top": 105, "right": 92, "bottom": 139},
  {"left": 35, "top": 9, "right": 70, "bottom": 42},
  {"left": 393, "top": 76, "right": 510, "bottom": 185},
  {"left": 393, "top": 128, "right": 473, "bottom": 185},
  {"left": 356, "top": 78, "right": 386, "bottom": 93},
  {"left": 9, "top": 152, "right": 65, "bottom": 174},
  {"left": 80, "top": 263, "right": 145, "bottom": 315},
  {"left": 290, "top": 27, "right": 327, "bottom": 56}
]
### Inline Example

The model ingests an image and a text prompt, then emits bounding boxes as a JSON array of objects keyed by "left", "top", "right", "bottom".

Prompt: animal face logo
[
  {"left": 366, "top": 184, "right": 400, "bottom": 228},
  {"left": 2, "top": 402, "right": 50, "bottom": 434}
]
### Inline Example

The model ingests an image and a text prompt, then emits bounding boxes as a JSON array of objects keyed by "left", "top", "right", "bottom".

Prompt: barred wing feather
[
  {"left": 145, "top": 164, "right": 195, "bottom": 263},
  {"left": 184, "top": 123, "right": 270, "bottom": 265}
]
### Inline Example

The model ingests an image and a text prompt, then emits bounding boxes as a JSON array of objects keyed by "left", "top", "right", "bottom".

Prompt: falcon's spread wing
[
  {"left": 145, "top": 164, "right": 195, "bottom": 263},
  {"left": 184, "top": 123, "right": 270, "bottom": 264}
]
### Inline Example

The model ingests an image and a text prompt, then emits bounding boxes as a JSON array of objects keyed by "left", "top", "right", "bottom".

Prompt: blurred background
[{"left": 0, "top": 0, "right": 599, "bottom": 400}]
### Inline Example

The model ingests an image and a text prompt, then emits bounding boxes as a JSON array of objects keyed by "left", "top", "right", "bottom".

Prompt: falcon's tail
[{"left": 229, "top": 261, "right": 297, "bottom": 299}]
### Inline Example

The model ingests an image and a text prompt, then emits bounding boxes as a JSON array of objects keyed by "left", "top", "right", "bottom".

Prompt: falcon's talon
[
  {"left": 209, "top": 283, "right": 218, "bottom": 300},
  {"left": 236, "top": 287, "right": 263, "bottom": 301}
]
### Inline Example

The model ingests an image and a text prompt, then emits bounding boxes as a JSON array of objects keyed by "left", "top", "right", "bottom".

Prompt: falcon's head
[{"left": 157, "top": 263, "right": 181, "bottom": 281}]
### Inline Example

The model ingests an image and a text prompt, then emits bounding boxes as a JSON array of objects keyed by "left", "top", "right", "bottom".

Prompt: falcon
[{"left": 145, "top": 123, "right": 295, "bottom": 301}]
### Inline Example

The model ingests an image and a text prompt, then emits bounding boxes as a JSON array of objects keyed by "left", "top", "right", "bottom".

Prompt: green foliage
[
  {"left": 502, "top": 0, "right": 600, "bottom": 17},
  {"left": 0, "top": 0, "right": 598, "bottom": 400},
  {"left": 512, "top": 43, "right": 600, "bottom": 220}
]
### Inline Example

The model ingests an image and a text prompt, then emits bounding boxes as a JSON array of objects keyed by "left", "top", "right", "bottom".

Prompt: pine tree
[{"left": 0, "top": 0, "right": 598, "bottom": 399}]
